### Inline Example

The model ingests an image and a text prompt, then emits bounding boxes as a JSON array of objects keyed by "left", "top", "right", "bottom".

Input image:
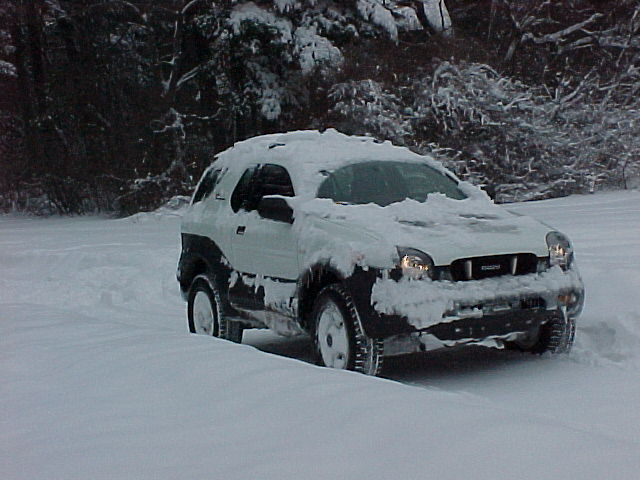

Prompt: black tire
[
  {"left": 187, "top": 274, "right": 243, "bottom": 343},
  {"left": 533, "top": 310, "right": 576, "bottom": 354},
  {"left": 312, "top": 284, "right": 383, "bottom": 376},
  {"left": 508, "top": 310, "right": 576, "bottom": 354}
]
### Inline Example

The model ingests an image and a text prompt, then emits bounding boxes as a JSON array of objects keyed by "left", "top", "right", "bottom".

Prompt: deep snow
[{"left": 2, "top": 191, "right": 640, "bottom": 479}]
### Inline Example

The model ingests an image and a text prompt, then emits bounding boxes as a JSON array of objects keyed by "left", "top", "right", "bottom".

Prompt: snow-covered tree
[
  {"left": 0, "top": 1, "right": 22, "bottom": 211},
  {"left": 326, "top": 79, "right": 411, "bottom": 144},
  {"left": 2, "top": 0, "right": 638, "bottom": 214}
]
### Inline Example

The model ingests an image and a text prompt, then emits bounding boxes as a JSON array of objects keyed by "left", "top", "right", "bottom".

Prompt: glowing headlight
[
  {"left": 546, "top": 231, "right": 573, "bottom": 269},
  {"left": 397, "top": 247, "right": 435, "bottom": 280}
]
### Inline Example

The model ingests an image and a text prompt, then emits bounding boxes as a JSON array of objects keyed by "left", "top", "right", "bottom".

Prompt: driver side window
[
  {"left": 230, "top": 164, "right": 294, "bottom": 213},
  {"left": 257, "top": 164, "right": 294, "bottom": 198},
  {"left": 230, "top": 167, "right": 258, "bottom": 213}
]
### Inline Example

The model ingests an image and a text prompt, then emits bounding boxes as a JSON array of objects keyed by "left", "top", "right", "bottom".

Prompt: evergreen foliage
[{"left": 1, "top": 0, "right": 638, "bottom": 213}]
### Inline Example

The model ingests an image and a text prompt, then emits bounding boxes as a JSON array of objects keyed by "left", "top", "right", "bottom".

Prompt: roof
[{"left": 214, "top": 129, "right": 449, "bottom": 197}]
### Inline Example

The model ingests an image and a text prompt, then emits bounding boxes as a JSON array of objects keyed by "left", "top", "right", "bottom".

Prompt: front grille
[
  {"left": 521, "top": 297, "right": 546, "bottom": 310},
  {"left": 450, "top": 253, "right": 538, "bottom": 281}
]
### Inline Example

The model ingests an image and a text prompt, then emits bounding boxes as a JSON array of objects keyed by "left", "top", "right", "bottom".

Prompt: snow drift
[{"left": 2, "top": 191, "right": 640, "bottom": 480}]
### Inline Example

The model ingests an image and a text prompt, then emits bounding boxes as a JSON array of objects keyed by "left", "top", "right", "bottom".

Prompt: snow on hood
[{"left": 292, "top": 192, "right": 552, "bottom": 268}]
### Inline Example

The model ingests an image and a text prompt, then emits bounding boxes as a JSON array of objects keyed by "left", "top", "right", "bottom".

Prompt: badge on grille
[{"left": 480, "top": 264, "right": 502, "bottom": 271}]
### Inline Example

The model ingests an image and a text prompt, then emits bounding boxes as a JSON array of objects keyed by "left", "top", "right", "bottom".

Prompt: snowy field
[{"left": 2, "top": 190, "right": 640, "bottom": 479}]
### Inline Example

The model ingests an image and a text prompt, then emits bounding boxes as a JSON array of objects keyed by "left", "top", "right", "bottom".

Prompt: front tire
[
  {"left": 508, "top": 309, "right": 575, "bottom": 354},
  {"left": 187, "top": 274, "right": 243, "bottom": 343},
  {"left": 312, "top": 284, "right": 383, "bottom": 376},
  {"left": 533, "top": 309, "right": 576, "bottom": 354}
]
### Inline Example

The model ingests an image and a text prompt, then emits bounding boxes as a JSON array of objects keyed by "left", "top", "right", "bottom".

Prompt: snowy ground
[{"left": 2, "top": 191, "right": 639, "bottom": 479}]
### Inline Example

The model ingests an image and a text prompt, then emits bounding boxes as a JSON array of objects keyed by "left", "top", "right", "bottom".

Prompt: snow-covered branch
[
  {"left": 175, "top": 65, "right": 201, "bottom": 90},
  {"left": 522, "top": 13, "right": 603, "bottom": 45}
]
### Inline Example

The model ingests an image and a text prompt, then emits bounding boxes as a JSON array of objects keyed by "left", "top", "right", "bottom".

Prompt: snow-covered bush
[
  {"left": 3, "top": 0, "right": 637, "bottom": 214},
  {"left": 409, "top": 61, "right": 564, "bottom": 200},
  {"left": 326, "top": 60, "right": 639, "bottom": 202},
  {"left": 327, "top": 79, "right": 411, "bottom": 144},
  {"left": 413, "top": 61, "right": 640, "bottom": 201}
]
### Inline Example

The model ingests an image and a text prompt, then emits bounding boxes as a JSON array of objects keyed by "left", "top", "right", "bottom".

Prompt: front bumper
[
  {"left": 352, "top": 265, "right": 584, "bottom": 340},
  {"left": 427, "top": 306, "right": 551, "bottom": 343}
]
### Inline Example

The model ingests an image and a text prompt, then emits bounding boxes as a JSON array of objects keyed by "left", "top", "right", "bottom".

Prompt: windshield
[{"left": 317, "top": 160, "right": 467, "bottom": 206}]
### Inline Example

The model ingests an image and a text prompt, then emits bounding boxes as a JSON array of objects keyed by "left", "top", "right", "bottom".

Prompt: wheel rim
[
  {"left": 316, "top": 301, "right": 350, "bottom": 369},
  {"left": 193, "top": 290, "right": 216, "bottom": 335}
]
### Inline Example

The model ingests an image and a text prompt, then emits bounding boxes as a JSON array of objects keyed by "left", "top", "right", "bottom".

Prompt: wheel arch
[
  {"left": 178, "top": 234, "right": 232, "bottom": 297},
  {"left": 311, "top": 281, "right": 384, "bottom": 375},
  {"left": 179, "top": 255, "right": 208, "bottom": 293},
  {"left": 297, "top": 263, "right": 346, "bottom": 332}
]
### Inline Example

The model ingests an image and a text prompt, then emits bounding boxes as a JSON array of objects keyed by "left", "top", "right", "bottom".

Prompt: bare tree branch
[{"left": 522, "top": 13, "right": 603, "bottom": 45}]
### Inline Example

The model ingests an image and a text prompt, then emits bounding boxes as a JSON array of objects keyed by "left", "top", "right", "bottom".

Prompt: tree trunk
[
  {"left": 12, "top": 0, "right": 45, "bottom": 180},
  {"left": 414, "top": 0, "right": 453, "bottom": 37}
]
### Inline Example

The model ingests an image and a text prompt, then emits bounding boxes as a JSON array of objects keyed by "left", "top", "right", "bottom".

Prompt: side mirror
[
  {"left": 257, "top": 196, "right": 294, "bottom": 224},
  {"left": 480, "top": 184, "right": 496, "bottom": 200}
]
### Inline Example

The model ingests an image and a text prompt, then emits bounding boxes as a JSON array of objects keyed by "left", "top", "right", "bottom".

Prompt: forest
[{"left": 1, "top": 0, "right": 638, "bottom": 214}]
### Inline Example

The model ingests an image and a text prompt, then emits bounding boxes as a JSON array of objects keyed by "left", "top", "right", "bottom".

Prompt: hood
[
  {"left": 389, "top": 211, "right": 550, "bottom": 264},
  {"left": 297, "top": 196, "right": 551, "bottom": 267}
]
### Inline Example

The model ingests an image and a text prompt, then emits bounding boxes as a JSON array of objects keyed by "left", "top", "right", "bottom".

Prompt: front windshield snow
[{"left": 317, "top": 160, "right": 467, "bottom": 206}]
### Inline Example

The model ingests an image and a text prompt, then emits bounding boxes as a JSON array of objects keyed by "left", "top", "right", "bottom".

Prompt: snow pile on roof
[{"left": 215, "top": 128, "right": 448, "bottom": 196}]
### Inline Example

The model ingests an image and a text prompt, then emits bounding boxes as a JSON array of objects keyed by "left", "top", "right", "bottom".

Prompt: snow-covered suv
[{"left": 178, "top": 129, "right": 584, "bottom": 375}]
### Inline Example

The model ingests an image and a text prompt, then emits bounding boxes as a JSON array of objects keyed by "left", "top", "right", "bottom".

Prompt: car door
[
  {"left": 226, "top": 164, "right": 299, "bottom": 313},
  {"left": 229, "top": 164, "right": 298, "bottom": 279}
]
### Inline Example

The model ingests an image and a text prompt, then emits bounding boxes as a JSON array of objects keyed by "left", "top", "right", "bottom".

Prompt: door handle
[{"left": 236, "top": 226, "right": 246, "bottom": 235}]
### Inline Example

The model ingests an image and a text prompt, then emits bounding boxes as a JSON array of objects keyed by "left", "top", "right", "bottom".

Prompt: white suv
[{"left": 178, "top": 130, "right": 584, "bottom": 375}]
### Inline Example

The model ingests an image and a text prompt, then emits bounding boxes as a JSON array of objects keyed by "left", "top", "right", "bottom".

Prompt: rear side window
[{"left": 192, "top": 168, "right": 220, "bottom": 204}]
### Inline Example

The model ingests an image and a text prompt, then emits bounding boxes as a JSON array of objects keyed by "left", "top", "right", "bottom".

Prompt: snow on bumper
[{"left": 371, "top": 266, "right": 584, "bottom": 331}]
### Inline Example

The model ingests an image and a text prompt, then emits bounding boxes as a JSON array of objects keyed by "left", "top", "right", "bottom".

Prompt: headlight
[
  {"left": 397, "top": 247, "right": 435, "bottom": 280},
  {"left": 546, "top": 231, "right": 573, "bottom": 269}
]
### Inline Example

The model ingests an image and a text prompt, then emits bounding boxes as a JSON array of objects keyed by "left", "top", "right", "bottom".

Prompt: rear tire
[
  {"left": 187, "top": 274, "right": 243, "bottom": 343},
  {"left": 312, "top": 284, "right": 383, "bottom": 376}
]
